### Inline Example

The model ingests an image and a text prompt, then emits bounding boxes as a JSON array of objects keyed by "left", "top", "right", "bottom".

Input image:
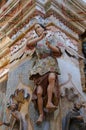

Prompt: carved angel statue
[{"left": 26, "top": 23, "right": 62, "bottom": 124}]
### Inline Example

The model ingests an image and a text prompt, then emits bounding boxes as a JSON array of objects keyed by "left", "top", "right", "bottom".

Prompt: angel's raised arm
[{"left": 26, "top": 32, "right": 46, "bottom": 47}]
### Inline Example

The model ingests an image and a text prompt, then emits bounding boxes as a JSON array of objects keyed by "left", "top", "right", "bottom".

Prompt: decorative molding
[{"left": 0, "top": 0, "right": 85, "bottom": 38}]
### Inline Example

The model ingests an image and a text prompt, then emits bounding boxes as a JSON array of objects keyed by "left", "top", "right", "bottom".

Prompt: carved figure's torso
[{"left": 30, "top": 31, "right": 61, "bottom": 77}]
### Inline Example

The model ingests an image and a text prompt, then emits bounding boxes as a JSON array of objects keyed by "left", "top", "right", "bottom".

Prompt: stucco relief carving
[
  {"left": 0, "top": 82, "right": 33, "bottom": 130},
  {"left": 10, "top": 22, "right": 83, "bottom": 105},
  {"left": 10, "top": 23, "right": 81, "bottom": 65},
  {"left": 2, "top": 18, "right": 84, "bottom": 130},
  {"left": 60, "top": 73, "right": 79, "bottom": 101}
]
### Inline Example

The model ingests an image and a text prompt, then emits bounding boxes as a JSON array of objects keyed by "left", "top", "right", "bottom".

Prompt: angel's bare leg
[
  {"left": 36, "top": 85, "right": 43, "bottom": 124},
  {"left": 46, "top": 73, "right": 57, "bottom": 109}
]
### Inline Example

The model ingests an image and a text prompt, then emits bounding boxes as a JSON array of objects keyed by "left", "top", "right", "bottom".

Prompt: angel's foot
[
  {"left": 36, "top": 114, "right": 43, "bottom": 125},
  {"left": 46, "top": 103, "right": 57, "bottom": 111}
]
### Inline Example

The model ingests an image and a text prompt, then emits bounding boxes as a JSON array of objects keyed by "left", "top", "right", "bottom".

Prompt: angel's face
[{"left": 35, "top": 24, "right": 44, "bottom": 36}]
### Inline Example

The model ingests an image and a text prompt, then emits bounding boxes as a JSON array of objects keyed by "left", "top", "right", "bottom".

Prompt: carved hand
[{"left": 39, "top": 31, "right": 47, "bottom": 40}]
